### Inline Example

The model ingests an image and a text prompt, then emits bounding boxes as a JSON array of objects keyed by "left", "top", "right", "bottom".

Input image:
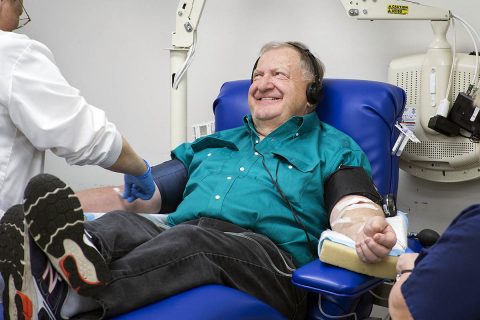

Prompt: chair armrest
[
  {"left": 293, "top": 235, "right": 428, "bottom": 298},
  {"left": 291, "top": 260, "right": 383, "bottom": 298}
]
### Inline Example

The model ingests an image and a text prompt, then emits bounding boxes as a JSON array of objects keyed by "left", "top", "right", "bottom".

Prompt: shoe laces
[{"left": 42, "top": 262, "right": 62, "bottom": 294}]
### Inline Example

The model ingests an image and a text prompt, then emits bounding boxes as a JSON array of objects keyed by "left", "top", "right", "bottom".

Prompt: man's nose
[{"left": 256, "top": 75, "right": 274, "bottom": 91}]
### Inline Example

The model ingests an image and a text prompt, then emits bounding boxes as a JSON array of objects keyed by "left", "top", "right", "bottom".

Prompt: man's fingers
[
  {"left": 356, "top": 217, "right": 399, "bottom": 263},
  {"left": 356, "top": 238, "right": 383, "bottom": 263},
  {"left": 355, "top": 242, "right": 368, "bottom": 263},
  {"left": 373, "top": 226, "right": 397, "bottom": 248},
  {"left": 365, "top": 237, "right": 391, "bottom": 258}
]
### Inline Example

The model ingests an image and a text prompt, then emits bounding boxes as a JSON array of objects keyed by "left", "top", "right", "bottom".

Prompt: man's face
[
  {"left": 248, "top": 47, "right": 310, "bottom": 131},
  {"left": 0, "top": 0, "right": 23, "bottom": 31}
]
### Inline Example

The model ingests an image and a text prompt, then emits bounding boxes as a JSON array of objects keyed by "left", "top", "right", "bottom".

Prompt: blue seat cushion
[
  {"left": 0, "top": 285, "right": 286, "bottom": 320},
  {"left": 111, "top": 284, "right": 287, "bottom": 320}
]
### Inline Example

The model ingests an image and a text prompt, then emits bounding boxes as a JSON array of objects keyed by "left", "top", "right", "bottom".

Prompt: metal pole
[{"left": 170, "top": 48, "right": 189, "bottom": 149}]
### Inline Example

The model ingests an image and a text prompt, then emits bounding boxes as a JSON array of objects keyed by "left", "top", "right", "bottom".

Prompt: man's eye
[
  {"left": 252, "top": 74, "right": 261, "bottom": 80},
  {"left": 275, "top": 72, "right": 288, "bottom": 79}
]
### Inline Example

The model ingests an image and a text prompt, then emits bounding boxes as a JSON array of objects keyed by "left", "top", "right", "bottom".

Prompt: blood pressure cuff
[
  {"left": 151, "top": 159, "right": 188, "bottom": 214},
  {"left": 324, "top": 165, "right": 382, "bottom": 218}
]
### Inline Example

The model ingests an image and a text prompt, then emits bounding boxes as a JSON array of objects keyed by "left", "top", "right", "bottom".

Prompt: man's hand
[{"left": 355, "top": 216, "right": 397, "bottom": 263}]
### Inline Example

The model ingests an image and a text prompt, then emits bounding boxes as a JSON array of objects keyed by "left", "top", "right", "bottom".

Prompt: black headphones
[{"left": 250, "top": 42, "right": 323, "bottom": 105}]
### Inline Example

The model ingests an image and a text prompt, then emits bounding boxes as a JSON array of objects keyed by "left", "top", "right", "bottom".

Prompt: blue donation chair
[
  {"left": 0, "top": 79, "right": 406, "bottom": 320},
  {"left": 113, "top": 78, "right": 405, "bottom": 320}
]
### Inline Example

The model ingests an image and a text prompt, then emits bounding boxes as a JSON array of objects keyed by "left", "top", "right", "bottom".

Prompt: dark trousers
[{"left": 84, "top": 212, "right": 307, "bottom": 319}]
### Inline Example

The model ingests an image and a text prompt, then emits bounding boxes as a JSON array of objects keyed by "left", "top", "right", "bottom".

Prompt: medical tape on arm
[{"left": 330, "top": 196, "right": 380, "bottom": 232}]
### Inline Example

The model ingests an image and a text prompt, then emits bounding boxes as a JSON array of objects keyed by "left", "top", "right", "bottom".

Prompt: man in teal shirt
[
  {"left": 168, "top": 111, "right": 372, "bottom": 266},
  {"left": 0, "top": 41, "right": 396, "bottom": 320}
]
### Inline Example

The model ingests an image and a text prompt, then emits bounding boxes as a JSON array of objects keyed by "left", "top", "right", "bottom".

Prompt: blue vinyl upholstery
[{"left": 113, "top": 284, "right": 287, "bottom": 320}]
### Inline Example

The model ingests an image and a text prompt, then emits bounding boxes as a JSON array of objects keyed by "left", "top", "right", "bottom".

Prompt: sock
[{"left": 60, "top": 288, "right": 101, "bottom": 319}]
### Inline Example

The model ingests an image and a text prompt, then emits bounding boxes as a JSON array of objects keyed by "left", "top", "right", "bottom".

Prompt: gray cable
[{"left": 224, "top": 232, "right": 295, "bottom": 277}]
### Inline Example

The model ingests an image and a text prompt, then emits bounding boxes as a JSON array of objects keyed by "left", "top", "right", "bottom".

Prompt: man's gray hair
[{"left": 259, "top": 41, "right": 325, "bottom": 83}]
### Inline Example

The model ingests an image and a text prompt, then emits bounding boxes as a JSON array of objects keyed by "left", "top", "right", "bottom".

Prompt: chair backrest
[{"left": 212, "top": 79, "right": 406, "bottom": 197}]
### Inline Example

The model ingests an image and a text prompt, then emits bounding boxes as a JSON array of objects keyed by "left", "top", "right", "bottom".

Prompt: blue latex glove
[{"left": 123, "top": 160, "right": 155, "bottom": 203}]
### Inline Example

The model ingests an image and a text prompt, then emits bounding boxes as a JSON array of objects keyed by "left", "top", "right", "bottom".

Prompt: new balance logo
[{"left": 42, "top": 262, "right": 62, "bottom": 294}]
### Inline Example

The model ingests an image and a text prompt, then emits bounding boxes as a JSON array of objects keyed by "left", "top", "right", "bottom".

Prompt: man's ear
[{"left": 305, "top": 103, "right": 316, "bottom": 114}]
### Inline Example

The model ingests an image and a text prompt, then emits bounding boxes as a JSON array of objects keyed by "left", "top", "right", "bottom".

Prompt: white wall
[{"left": 21, "top": 0, "right": 480, "bottom": 234}]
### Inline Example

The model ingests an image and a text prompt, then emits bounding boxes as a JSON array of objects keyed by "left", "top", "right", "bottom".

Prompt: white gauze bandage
[{"left": 330, "top": 196, "right": 380, "bottom": 233}]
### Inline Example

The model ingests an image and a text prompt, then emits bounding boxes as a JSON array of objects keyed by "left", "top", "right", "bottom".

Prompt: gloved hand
[{"left": 123, "top": 160, "right": 155, "bottom": 203}]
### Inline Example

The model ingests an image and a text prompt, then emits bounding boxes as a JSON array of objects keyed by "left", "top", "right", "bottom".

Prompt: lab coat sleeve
[{"left": 7, "top": 40, "right": 122, "bottom": 168}]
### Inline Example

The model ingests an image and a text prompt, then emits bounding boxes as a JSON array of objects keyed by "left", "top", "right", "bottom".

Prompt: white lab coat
[{"left": 0, "top": 31, "right": 122, "bottom": 216}]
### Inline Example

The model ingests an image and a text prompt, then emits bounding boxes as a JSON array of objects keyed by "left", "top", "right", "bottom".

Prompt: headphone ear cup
[{"left": 306, "top": 83, "right": 318, "bottom": 105}]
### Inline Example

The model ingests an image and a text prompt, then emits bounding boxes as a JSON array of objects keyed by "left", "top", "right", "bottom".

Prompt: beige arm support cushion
[{"left": 319, "top": 240, "right": 398, "bottom": 279}]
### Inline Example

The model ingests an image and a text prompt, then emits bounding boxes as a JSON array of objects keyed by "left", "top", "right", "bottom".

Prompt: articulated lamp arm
[
  {"left": 170, "top": 0, "right": 206, "bottom": 148},
  {"left": 172, "top": 0, "right": 206, "bottom": 48},
  {"left": 339, "top": 0, "right": 450, "bottom": 21},
  {"left": 339, "top": 0, "right": 454, "bottom": 133}
]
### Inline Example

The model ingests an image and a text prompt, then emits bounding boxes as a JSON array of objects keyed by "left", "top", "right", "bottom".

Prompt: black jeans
[{"left": 84, "top": 212, "right": 307, "bottom": 319}]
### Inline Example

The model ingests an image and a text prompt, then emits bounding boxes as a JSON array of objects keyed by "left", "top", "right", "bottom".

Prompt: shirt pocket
[
  {"left": 271, "top": 153, "right": 318, "bottom": 200},
  {"left": 190, "top": 137, "right": 238, "bottom": 176}
]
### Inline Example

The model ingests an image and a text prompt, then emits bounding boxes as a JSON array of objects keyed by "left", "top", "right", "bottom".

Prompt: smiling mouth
[{"left": 257, "top": 97, "right": 281, "bottom": 101}]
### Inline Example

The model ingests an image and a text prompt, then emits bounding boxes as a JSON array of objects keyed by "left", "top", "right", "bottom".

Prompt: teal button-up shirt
[{"left": 167, "top": 112, "right": 371, "bottom": 266}]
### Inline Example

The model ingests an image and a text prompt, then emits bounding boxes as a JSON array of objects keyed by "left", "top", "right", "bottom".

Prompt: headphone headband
[
  {"left": 286, "top": 42, "right": 320, "bottom": 80},
  {"left": 286, "top": 42, "right": 322, "bottom": 105}
]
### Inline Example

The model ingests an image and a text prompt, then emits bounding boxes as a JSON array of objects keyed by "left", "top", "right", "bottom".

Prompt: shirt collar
[
  {"left": 243, "top": 112, "right": 320, "bottom": 141},
  {"left": 243, "top": 112, "right": 322, "bottom": 172}
]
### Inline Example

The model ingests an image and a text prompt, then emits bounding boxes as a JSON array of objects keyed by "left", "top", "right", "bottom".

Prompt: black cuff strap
[
  {"left": 324, "top": 165, "right": 382, "bottom": 219},
  {"left": 151, "top": 159, "right": 188, "bottom": 214}
]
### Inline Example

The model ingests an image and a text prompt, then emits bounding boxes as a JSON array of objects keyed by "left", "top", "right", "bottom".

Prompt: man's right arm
[
  {"left": 76, "top": 184, "right": 162, "bottom": 214},
  {"left": 76, "top": 159, "right": 188, "bottom": 214}
]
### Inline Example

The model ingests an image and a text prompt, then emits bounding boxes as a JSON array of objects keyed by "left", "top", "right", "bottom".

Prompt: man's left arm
[
  {"left": 324, "top": 164, "right": 397, "bottom": 263},
  {"left": 329, "top": 195, "right": 397, "bottom": 263}
]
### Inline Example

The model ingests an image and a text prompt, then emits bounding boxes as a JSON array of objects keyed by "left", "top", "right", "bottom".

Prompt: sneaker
[
  {"left": 23, "top": 174, "right": 110, "bottom": 297},
  {"left": 0, "top": 204, "right": 69, "bottom": 320}
]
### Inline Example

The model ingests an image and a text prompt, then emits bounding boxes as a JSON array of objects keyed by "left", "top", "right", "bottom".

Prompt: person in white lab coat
[{"left": 0, "top": 0, "right": 156, "bottom": 216}]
